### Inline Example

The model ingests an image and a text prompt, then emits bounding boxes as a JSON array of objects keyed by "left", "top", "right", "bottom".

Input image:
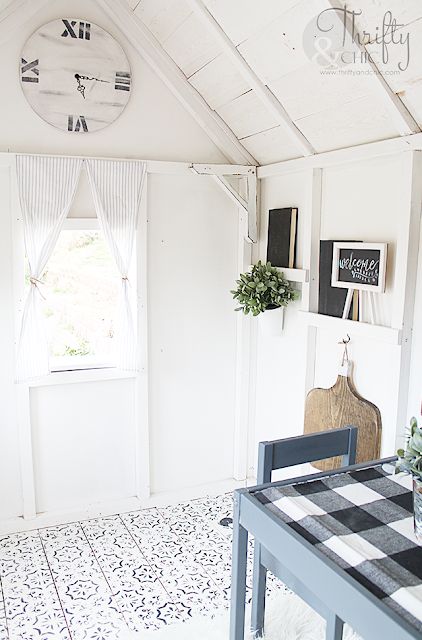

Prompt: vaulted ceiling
[
  {"left": 2, "top": 0, "right": 422, "bottom": 165},
  {"left": 121, "top": 0, "right": 422, "bottom": 165}
]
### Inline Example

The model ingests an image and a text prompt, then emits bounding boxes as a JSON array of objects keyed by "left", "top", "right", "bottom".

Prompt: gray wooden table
[{"left": 230, "top": 458, "right": 421, "bottom": 640}]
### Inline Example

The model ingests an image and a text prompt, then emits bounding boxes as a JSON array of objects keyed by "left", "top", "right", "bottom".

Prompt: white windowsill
[{"left": 25, "top": 368, "right": 138, "bottom": 388}]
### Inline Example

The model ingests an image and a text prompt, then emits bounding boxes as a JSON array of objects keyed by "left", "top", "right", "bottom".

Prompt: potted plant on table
[
  {"left": 396, "top": 416, "right": 422, "bottom": 543},
  {"left": 231, "top": 261, "right": 298, "bottom": 335}
]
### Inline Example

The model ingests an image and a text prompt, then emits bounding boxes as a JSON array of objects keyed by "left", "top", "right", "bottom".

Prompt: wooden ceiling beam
[
  {"left": 185, "top": 0, "right": 316, "bottom": 157},
  {"left": 327, "top": 0, "right": 420, "bottom": 136},
  {"left": 96, "top": 0, "right": 257, "bottom": 166},
  {"left": 258, "top": 132, "right": 422, "bottom": 178}
]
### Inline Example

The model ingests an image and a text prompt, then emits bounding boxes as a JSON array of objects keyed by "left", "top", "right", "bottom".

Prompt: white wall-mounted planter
[{"left": 259, "top": 307, "right": 285, "bottom": 336}]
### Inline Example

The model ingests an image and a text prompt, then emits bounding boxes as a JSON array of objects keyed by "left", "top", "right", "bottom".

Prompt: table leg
[
  {"left": 230, "top": 492, "right": 248, "bottom": 640},
  {"left": 251, "top": 542, "right": 266, "bottom": 637},
  {"left": 326, "top": 612, "right": 344, "bottom": 640}
]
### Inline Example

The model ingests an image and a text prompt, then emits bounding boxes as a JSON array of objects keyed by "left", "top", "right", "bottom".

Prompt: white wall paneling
[
  {"left": 30, "top": 378, "right": 137, "bottom": 513},
  {"left": 252, "top": 170, "right": 315, "bottom": 472},
  {"left": 301, "top": 169, "right": 322, "bottom": 400},
  {"left": 0, "top": 162, "right": 23, "bottom": 522},
  {"left": 252, "top": 150, "right": 422, "bottom": 480},
  {"left": 408, "top": 223, "right": 422, "bottom": 428},
  {"left": 233, "top": 178, "right": 253, "bottom": 480},
  {"left": 0, "top": 149, "right": 250, "bottom": 532},
  {"left": 135, "top": 174, "right": 150, "bottom": 501},
  {"left": 391, "top": 151, "right": 422, "bottom": 448},
  {"left": 311, "top": 153, "right": 420, "bottom": 457},
  {"left": 146, "top": 172, "right": 239, "bottom": 494}
]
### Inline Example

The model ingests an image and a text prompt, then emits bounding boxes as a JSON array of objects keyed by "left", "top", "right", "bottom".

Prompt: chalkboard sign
[{"left": 331, "top": 242, "right": 387, "bottom": 293}]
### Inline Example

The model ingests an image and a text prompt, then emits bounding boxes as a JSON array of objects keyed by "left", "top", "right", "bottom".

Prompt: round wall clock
[{"left": 20, "top": 18, "right": 132, "bottom": 133}]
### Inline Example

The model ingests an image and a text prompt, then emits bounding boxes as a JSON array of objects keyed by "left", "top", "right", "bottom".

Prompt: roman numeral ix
[
  {"left": 68, "top": 115, "right": 88, "bottom": 132},
  {"left": 61, "top": 20, "right": 91, "bottom": 40},
  {"left": 115, "top": 71, "right": 131, "bottom": 91},
  {"left": 21, "top": 58, "right": 39, "bottom": 83}
]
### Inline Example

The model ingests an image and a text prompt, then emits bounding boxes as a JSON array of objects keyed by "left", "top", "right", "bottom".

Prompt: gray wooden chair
[{"left": 251, "top": 426, "right": 358, "bottom": 638}]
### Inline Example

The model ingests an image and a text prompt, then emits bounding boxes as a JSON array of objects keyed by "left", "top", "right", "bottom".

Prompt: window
[{"left": 37, "top": 221, "right": 121, "bottom": 371}]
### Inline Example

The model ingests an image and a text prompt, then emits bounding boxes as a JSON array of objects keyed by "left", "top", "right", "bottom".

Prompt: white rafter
[
  {"left": 327, "top": 0, "right": 420, "bottom": 136},
  {"left": 95, "top": 0, "right": 257, "bottom": 166},
  {"left": 185, "top": 0, "right": 316, "bottom": 157}
]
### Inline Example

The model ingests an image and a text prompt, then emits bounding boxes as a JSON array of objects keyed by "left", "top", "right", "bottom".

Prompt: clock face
[{"left": 20, "top": 19, "right": 132, "bottom": 133}]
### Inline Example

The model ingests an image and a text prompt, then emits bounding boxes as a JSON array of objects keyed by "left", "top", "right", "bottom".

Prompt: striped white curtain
[
  {"left": 16, "top": 155, "right": 83, "bottom": 381},
  {"left": 86, "top": 159, "right": 146, "bottom": 371}
]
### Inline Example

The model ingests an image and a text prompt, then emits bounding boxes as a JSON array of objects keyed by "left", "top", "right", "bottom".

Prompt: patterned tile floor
[{"left": 0, "top": 494, "right": 283, "bottom": 639}]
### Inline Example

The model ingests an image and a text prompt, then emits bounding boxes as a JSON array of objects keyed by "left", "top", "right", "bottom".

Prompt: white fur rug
[{"left": 119, "top": 591, "right": 362, "bottom": 640}]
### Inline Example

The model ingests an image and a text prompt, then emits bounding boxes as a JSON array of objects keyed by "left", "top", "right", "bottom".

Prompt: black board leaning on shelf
[
  {"left": 319, "top": 240, "right": 361, "bottom": 319},
  {"left": 266, "top": 207, "right": 297, "bottom": 268}
]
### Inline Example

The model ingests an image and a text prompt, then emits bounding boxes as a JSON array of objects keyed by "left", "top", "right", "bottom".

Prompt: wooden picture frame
[{"left": 331, "top": 242, "right": 387, "bottom": 293}]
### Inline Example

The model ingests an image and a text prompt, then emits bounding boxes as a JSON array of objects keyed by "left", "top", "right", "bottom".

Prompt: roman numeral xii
[
  {"left": 115, "top": 71, "right": 131, "bottom": 91},
  {"left": 61, "top": 20, "right": 91, "bottom": 40},
  {"left": 21, "top": 58, "right": 39, "bottom": 83},
  {"left": 68, "top": 115, "right": 88, "bottom": 132}
]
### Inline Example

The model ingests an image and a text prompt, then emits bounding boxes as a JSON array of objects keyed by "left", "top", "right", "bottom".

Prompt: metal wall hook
[{"left": 338, "top": 335, "right": 351, "bottom": 366}]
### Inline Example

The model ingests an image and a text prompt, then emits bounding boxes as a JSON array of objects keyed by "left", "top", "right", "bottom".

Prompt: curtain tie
[
  {"left": 29, "top": 276, "right": 46, "bottom": 300},
  {"left": 122, "top": 276, "right": 129, "bottom": 282}
]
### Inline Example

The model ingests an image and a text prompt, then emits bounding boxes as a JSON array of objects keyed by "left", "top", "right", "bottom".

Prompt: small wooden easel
[{"left": 342, "top": 288, "right": 376, "bottom": 324}]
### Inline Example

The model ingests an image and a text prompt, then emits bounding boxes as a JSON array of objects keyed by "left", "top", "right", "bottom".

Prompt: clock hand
[
  {"left": 78, "top": 74, "right": 110, "bottom": 83},
  {"left": 74, "top": 73, "right": 86, "bottom": 99}
]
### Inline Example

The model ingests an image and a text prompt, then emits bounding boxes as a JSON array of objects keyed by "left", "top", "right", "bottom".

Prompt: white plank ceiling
[{"left": 125, "top": 0, "right": 422, "bottom": 164}]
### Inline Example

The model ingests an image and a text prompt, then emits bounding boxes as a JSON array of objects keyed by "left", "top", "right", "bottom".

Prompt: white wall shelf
[
  {"left": 300, "top": 311, "right": 402, "bottom": 346},
  {"left": 280, "top": 267, "right": 309, "bottom": 283}
]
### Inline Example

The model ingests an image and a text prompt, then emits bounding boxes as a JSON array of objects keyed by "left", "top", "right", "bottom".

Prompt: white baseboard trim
[
  {"left": 138, "top": 477, "right": 250, "bottom": 509},
  {"left": 0, "top": 496, "right": 142, "bottom": 535},
  {"left": 0, "top": 477, "right": 255, "bottom": 535}
]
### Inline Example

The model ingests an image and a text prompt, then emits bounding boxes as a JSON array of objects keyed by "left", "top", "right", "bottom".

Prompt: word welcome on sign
[{"left": 331, "top": 242, "right": 387, "bottom": 293}]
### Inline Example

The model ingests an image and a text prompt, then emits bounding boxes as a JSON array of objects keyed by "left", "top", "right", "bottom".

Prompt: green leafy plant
[
  {"left": 231, "top": 261, "right": 298, "bottom": 316},
  {"left": 397, "top": 417, "right": 422, "bottom": 479},
  {"left": 64, "top": 339, "right": 91, "bottom": 358}
]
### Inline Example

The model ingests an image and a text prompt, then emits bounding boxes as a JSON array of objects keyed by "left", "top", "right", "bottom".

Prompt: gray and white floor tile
[{"left": 0, "top": 494, "right": 285, "bottom": 639}]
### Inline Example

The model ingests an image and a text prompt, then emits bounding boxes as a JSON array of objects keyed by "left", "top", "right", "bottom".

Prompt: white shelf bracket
[{"left": 191, "top": 164, "right": 258, "bottom": 244}]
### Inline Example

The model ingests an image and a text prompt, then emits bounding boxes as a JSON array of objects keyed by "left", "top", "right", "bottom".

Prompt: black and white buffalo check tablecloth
[{"left": 255, "top": 465, "right": 422, "bottom": 632}]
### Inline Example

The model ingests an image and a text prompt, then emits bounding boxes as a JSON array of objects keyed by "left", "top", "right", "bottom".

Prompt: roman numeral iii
[
  {"left": 68, "top": 115, "right": 88, "bottom": 133},
  {"left": 115, "top": 71, "right": 131, "bottom": 91},
  {"left": 21, "top": 58, "right": 39, "bottom": 83},
  {"left": 61, "top": 20, "right": 91, "bottom": 40}
]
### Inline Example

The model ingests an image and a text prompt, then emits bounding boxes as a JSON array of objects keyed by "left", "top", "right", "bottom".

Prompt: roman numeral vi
[
  {"left": 115, "top": 71, "right": 131, "bottom": 91},
  {"left": 68, "top": 115, "right": 88, "bottom": 133},
  {"left": 61, "top": 20, "right": 91, "bottom": 40},
  {"left": 21, "top": 58, "right": 39, "bottom": 83}
]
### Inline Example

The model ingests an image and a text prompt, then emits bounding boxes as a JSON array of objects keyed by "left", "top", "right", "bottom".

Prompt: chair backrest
[{"left": 256, "top": 426, "right": 358, "bottom": 484}]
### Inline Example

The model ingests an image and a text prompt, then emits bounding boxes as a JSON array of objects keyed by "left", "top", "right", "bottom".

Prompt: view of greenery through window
[{"left": 38, "top": 230, "right": 120, "bottom": 368}]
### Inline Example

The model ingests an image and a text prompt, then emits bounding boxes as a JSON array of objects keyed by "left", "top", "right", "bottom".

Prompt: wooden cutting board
[{"left": 304, "top": 368, "right": 382, "bottom": 471}]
